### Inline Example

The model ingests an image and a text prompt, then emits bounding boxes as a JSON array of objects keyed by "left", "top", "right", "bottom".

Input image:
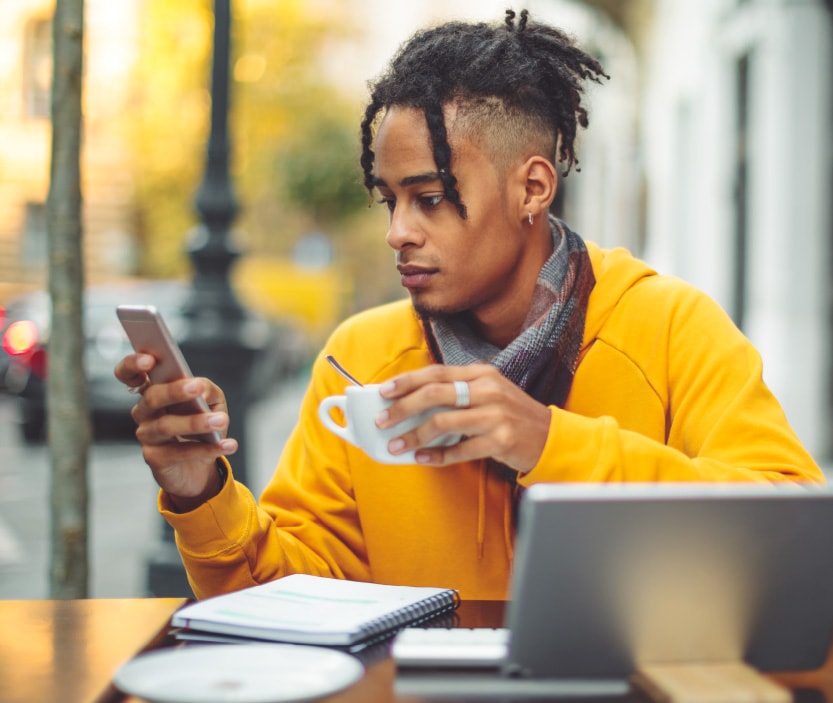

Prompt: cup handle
[{"left": 318, "top": 395, "right": 355, "bottom": 446}]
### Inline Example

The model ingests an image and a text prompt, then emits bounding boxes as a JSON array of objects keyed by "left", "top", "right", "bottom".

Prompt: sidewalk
[{"left": 0, "top": 373, "right": 308, "bottom": 599}]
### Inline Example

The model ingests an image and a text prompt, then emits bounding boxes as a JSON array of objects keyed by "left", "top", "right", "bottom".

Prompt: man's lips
[{"left": 397, "top": 264, "right": 438, "bottom": 288}]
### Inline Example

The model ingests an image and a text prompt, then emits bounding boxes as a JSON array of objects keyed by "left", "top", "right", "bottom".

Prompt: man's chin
[{"left": 411, "top": 296, "right": 467, "bottom": 319}]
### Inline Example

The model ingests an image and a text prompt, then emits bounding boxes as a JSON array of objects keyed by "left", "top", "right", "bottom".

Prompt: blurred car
[
  {"left": 0, "top": 302, "right": 9, "bottom": 391},
  {"left": 1, "top": 290, "right": 49, "bottom": 402},
  {"left": 1, "top": 280, "right": 309, "bottom": 442}
]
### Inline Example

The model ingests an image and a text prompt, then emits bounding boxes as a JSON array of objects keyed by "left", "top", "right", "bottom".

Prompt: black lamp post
[{"left": 146, "top": 0, "right": 262, "bottom": 596}]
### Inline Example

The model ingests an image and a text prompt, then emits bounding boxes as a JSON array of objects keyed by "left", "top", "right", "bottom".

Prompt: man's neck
[
  {"left": 471, "top": 224, "right": 554, "bottom": 348},
  {"left": 469, "top": 308, "right": 526, "bottom": 349}
]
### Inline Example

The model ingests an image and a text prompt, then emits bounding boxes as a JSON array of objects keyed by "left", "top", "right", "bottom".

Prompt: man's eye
[
  {"left": 376, "top": 197, "right": 395, "bottom": 213},
  {"left": 419, "top": 194, "right": 444, "bottom": 209}
]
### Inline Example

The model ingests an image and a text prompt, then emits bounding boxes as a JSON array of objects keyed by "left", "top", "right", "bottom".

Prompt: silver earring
[{"left": 528, "top": 212, "right": 534, "bottom": 225}]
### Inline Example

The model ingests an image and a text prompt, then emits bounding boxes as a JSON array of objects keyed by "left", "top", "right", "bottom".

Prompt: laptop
[{"left": 394, "top": 482, "right": 833, "bottom": 693}]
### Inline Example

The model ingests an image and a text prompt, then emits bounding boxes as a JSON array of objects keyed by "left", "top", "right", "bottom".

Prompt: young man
[{"left": 115, "top": 10, "right": 823, "bottom": 600}]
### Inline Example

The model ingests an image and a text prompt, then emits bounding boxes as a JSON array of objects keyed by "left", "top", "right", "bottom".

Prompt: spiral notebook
[{"left": 171, "top": 574, "right": 459, "bottom": 647}]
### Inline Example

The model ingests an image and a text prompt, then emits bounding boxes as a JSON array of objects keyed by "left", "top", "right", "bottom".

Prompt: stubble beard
[{"left": 411, "top": 292, "right": 472, "bottom": 322}]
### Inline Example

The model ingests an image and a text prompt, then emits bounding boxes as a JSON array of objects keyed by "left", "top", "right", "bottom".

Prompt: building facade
[
  {"left": 633, "top": 0, "right": 833, "bottom": 460},
  {"left": 0, "top": 0, "right": 140, "bottom": 303}
]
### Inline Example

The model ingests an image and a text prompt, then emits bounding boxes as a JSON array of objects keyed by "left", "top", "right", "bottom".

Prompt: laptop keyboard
[{"left": 391, "top": 627, "right": 510, "bottom": 668}]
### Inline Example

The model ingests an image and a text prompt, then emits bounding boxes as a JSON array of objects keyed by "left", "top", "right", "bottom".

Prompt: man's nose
[{"left": 385, "top": 205, "right": 423, "bottom": 250}]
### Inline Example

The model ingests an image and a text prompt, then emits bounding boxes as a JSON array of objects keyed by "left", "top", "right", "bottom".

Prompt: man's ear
[{"left": 516, "top": 155, "right": 557, "bottom": 222}]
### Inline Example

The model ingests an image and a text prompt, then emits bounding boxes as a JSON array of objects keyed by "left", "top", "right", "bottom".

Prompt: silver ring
[
  {"left": 453, "top": 380, "right": 471, "bottom": 409},
  {"left": 127, "top": 379, "right": 150, "bottom": 395}
]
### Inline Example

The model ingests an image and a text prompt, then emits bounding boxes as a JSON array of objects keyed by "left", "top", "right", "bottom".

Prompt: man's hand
[
  {"left": 377, "top": 364, "right": 551, "bottom": 472},
  {"left": 114, "top": 353, "right": 238, "bottom": 512}
]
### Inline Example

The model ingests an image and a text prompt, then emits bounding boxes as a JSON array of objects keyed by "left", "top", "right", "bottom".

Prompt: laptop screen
[{"left": 503, "top": 483, "right": 833, "bottom": 679}]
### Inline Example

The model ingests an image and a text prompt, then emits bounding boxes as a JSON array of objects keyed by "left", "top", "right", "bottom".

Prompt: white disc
[{"left": 113, "top": 643, "right": 364, "bottom": 703}]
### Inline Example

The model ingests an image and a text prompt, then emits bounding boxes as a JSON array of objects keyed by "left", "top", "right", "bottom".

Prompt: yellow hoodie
[{"left": 163, "top": 243, "right": 823, "bottom": 600}]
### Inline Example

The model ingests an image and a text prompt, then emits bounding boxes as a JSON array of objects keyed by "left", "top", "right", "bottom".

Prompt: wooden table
[
  {"left": 1, "top": 598, "right": 832, "bottom": 703},
  {"left": 0, "top": 598, "right": 185, "bottom": 703}
]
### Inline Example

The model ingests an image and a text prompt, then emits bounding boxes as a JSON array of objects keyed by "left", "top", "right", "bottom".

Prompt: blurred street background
[{"left": 1, "top": 0, "right": 831, "bottom": 598}]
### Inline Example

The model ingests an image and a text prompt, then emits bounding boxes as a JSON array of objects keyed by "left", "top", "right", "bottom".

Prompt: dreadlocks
[{"left": 360, "top": 8, "right": 609, "bottom": 218}]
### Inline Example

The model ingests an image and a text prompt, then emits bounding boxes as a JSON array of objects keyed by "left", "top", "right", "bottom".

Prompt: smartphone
[{"left": 116, "top": 304, "right": 222, "bottom": 444}]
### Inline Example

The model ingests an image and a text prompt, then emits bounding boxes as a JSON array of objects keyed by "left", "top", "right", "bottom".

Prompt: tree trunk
[{"left": 47, "top": 0, "right": 90, "bottom": 599}]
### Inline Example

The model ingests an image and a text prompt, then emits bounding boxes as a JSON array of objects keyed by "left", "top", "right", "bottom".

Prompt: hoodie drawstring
[
  {"left": 476, "top": 461, "right": 516, "bottom": 561},
  {"left": 503, "top": 481, "right": 515, "bottom": 561},
  {"left": 477, "top": 463, "right": 486, "bottom": 558}
]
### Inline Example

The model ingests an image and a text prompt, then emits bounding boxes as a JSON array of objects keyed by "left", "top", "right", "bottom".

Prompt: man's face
[{"left": 373, "top": 106, "right": 539, "bottom": 329}]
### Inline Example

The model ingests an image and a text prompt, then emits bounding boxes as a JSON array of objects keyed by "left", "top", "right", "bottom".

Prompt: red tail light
[
  {"left": 29, "top": 347, "right": 48, "bottom": 379},
  {"left": 2, "top": 320, "right": 39, "bottom": 356}
]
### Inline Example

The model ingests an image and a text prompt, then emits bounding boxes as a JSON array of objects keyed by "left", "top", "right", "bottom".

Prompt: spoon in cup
[{"left": 325, "top": 355, "right": 364, "bottom": 387}]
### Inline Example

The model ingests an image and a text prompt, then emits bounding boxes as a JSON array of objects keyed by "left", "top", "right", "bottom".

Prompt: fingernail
[
  {"left": 375, "top": 410, "right": 389, "bottom": 426},
  {"left": 415, "top": 452, "right": 431, "bottom": 464},
  {"left": 220, "top": 439, "right": 236, "bottom": 453},
  {"left": 183, "top": 380, "right": 200, "bottom": 394},
  {"left": 380, "top": 381, "right": 396, "bottom": 395},
  {"left": 207, "top": 413, "right": 225, "bottom": 428},
  {"left": 388, "top": 438, "right": 405, "bottom": 453},
  {"left": 137, "top": 355, "right": 153, "bottom": 370}
]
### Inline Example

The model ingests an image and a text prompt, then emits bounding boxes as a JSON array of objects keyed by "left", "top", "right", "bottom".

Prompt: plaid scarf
[{"left": 421, "top": 216, "right": 595, "bottom": 409}]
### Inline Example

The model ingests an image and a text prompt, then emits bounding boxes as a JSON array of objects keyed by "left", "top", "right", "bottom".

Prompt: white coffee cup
[{"left": 318, "top": 384, "right": 462, "bottom": 464}]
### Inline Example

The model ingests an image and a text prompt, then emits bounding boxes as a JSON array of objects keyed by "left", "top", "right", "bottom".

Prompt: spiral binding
[{"left": 354, "top": 589, "right": 460, "bottom": 643}]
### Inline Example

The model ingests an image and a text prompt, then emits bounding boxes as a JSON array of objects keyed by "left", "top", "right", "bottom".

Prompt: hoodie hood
[{"left": 582, "top": 241, "right": 657, "bottom": 348}]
